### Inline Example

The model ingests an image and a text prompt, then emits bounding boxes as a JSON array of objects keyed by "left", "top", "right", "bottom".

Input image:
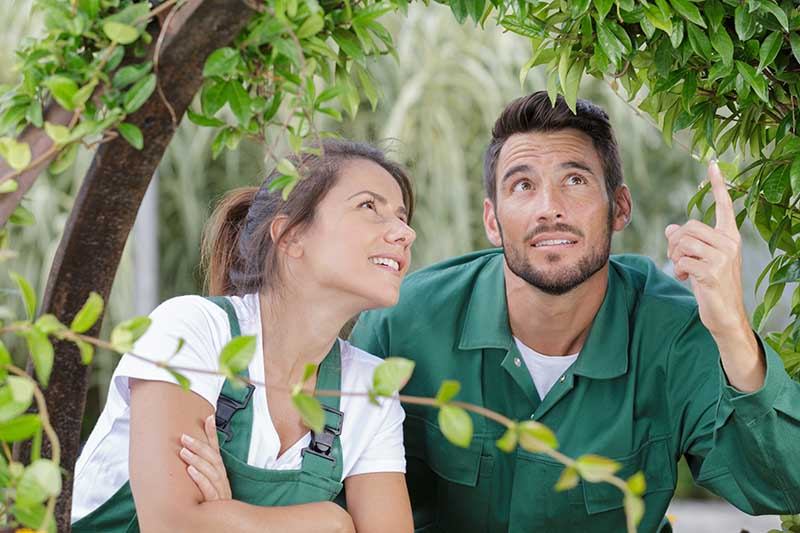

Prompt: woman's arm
[
  {"left": 344, "top": 472, "right": 412, "bottom": 533},
  {"left": 129, "top": 378, "right": 355, "bottom": 533}
]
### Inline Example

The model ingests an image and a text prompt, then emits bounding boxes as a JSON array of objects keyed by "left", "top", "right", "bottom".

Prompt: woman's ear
[{"left": 270, "top": 216, "right": 304, "bottom": 258}]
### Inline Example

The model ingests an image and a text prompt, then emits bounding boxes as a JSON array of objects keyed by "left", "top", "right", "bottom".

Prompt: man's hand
[{"left": 665, "top": 161, "right": 764, "bottom": 392}]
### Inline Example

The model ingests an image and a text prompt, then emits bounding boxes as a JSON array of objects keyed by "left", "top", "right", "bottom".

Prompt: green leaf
[
  {"left": 43, "top": 76, "right": 78, "bottom": 111},
  {"left": 0, "top": 377, "right": 35, "bottom": 423},
  {"left": 24, "top": 327, "right": 54, "bottom": 387},
  {"left": 75, "top": 339, "right": 94, "bottom": 365},
  {"left": 0, "top": 414, "right": 41, "bottom": 442},
  {"left": 10, "top": 205, "right": 35, "bottom": 226},
  {"left": 372, "top": 357, "right": 415, "bottom": 396},
  {"left": 0, "top": 179, "right": 18, "bottom": 194},
  {"left": 110, "top": 316, "right": 152, "bottom": 352},
  {"left": 12, "top": 500, "right": 52, "bottom": 533},
  {"left": 276, "top": 158, "right": 298, "bottom": 177},
  {"left": 44, "top": 122, "right": 70, "bottom": 145},
  {"left": 201, "top": 80, "right": 227, "bottom": 116},
  {"left": 112, "top": 61, "right": 153, "bottom": 89},
  {"left": 16, "top": 459, "right": 61, "bottom": 506},
  {"left": 563, "top": 60, "right": 584, "bottom": 114},
  {"left": 555, "top": 466, "right": 579, "bottom": 491},
  {"left": 0, "top": 138, "right": 32, "bottom": 171},
  {"left": 495, "top": 426, "right": 518, "bottom": 452},
  {"left": 734, "top": 5, "right": 755, "bottom": 41},
  {"left": 218, "top": 335, "right": 256, "bottom": 375},
  {"left": 118, "top": 123, "right": 143, "bottom": 150},
  {"left": 187, "top": 109, "right": 225, "bottom": 127},
  {"left": 224, "top": 81, "right": 252, "bottom": 125},
  {"left": 0, "top": 340, "right": 10, "bottom": 380},
  {"left": 70, "top": 291, "right": 104, "bottom": 333},
  {"left": 790, "top": 34, "right": 800, "bottom": 64},
  {"left": 123, "top": 74, "right": 156, "bottom": 114},
  {"left": 594, "top": 0, "right": 614, "bottom": 20},
  {"left": 167, "top": 369, "right": 191, "bottom": 391},
  {"left": 296, "top": 14, "right": 325, "bottom": 39},
  {"left": 710, "top": 26, "right": 733, "bottom": 67},
  {"left": 736, "top": 61, "right": 769, "bottom": 103},
  {"left": 292, "top": 392, "right": 324, "bottom": 433},
  {"left": 758, "top": 32, "right": 782, "bottom": 72},
  {"left": 595, "top": 21, "right": 624, "bottom": 65},
  {"left": 669, "top": 0, "right": 705, "bottom": 28},
  {"left": 627, "top": 471, "right": 647, "bottom": 496},
  {"left": 686, "top": 22, "right": 712, "bottom": 60},
  {"left": 624, "top": 494, "right": 645, "bottom": 526},
  {"left": 790, "top": 157, "right": 800, "bottom": 196},
  {"left": 517, "top": 420, "right": 558, "bottom": 452},
  {"left": 10, "top": 271, "right": 36, "bottom": 320},
  {"left": 34, "top": 314, "right": 65, "bottom": 335},
  {"left": 435, "top": 380, "right": 461, "bottom": 405},
  {"left": 762, "top": 3, "right": 788, "bottom": 32},
  {"left": 575, "top": 454, "right": 622, "bottom": 482},
  {"left": 203, "top": 48, "right": 241, "bottom": 78},
  {"left": 438, "top": 405, "right": 473, "bottom": 448},
  {"left": 102, "top": 21, "right": 140, "bottom": 44},
  {"left": 49, "top": 143, "right": 78, "bottom": 175}
]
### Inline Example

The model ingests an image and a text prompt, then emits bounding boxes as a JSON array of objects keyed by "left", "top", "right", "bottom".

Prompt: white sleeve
[
  {"left": 348, "top": 395, "right": 407, "bottom": 476},
  {"left": 111, "top": 295, "right": 229, "bottom": 409}
]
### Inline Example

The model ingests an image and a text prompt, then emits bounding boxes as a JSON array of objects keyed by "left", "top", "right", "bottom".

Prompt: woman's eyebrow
[{"left": 347, "top": 190, "right": 407, "bottom": 218}]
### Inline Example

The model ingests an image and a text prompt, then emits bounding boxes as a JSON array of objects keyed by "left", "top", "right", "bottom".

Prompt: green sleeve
[
  {"left": 349, "top": 310, "right": 390, "bottom": 358},
  {"left": 671, "top": 312, "right": 800, "bottom": 514}
]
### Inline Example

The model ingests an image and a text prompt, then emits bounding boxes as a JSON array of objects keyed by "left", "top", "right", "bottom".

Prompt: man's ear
[
  {"left": 270, "top": 216, "right": 303, "bottom": 258},
  {"left": 612, "top": 184, "right": 632, "bottom": 232},
  {"left": 483, "top": 198, "right": 503, "bottom": 247}
]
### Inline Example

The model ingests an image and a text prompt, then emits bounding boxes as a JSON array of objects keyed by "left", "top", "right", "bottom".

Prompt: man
[{"left": 350, "top": 92, "right": 800, "bottom": 532}]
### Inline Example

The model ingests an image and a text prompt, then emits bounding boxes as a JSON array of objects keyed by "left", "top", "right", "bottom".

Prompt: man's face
[{"left": 483, "top": 129, "right": 630, "bottom": 295}]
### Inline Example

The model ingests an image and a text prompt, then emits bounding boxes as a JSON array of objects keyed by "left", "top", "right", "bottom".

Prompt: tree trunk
[{"left": 14, "top": 1, "right": 257, "bottom": 530}]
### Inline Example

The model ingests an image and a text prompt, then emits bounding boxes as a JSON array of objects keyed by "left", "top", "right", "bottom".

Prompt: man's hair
[{"left": 483, "top": 91, "right": 623, "bottom": 202}]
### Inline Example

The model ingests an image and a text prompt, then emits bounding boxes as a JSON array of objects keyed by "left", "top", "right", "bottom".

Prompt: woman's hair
[{"left": 202, "top": 139, "right": 415, "bottom": 296}]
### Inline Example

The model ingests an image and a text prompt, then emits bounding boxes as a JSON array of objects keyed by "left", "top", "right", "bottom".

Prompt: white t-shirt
[
  {"left": 72, "top": 294, "right": 406, "bottom": 522},
  {"left": 513, "top": 337, "right": 579, "bottom": 400}
]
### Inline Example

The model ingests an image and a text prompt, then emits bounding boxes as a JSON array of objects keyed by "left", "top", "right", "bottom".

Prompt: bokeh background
[{"left": 1, "top": 0, "right": 791, "bottom": 529}]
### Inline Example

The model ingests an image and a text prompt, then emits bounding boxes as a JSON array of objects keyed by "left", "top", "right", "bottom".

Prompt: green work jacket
[{"left": 350, "top": 249, "right": 800, "bottom": 532}]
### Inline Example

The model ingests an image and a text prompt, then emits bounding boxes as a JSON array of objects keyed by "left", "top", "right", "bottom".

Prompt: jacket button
[
  {"left": 560, "top": 375, "right": 566, "bottom": 383},
  {"left": 530, "top": 414, "right": 536, "bottom": 420},
  {"left": 514, "top": 357, "right": 521, "bottom": 367}
]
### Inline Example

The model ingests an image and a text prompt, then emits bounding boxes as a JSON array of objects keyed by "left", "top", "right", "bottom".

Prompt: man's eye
[
  {"left": 566, "top": 175, "right": 586, "bottom": 185},
  {"left": 512, "top": 180, "right": 532, "bottom": 192}
]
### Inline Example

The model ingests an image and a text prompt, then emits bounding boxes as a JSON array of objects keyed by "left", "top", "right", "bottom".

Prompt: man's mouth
[{"left": 532, "top": 239, "right": 577, "bottom": 248}]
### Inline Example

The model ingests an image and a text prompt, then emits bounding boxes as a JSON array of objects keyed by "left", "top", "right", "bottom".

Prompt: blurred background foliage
[{"left": 1, "top": 0, "right": 788, "bottom": 499}]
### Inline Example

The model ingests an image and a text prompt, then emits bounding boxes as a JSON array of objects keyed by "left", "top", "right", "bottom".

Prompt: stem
[{"left": 6, "top": 365, "right": 60, "bottom": 531}]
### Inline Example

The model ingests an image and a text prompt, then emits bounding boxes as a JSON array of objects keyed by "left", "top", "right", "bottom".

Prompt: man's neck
[{"left": 505, "top": 260, "right": 609, "bottom": 356}]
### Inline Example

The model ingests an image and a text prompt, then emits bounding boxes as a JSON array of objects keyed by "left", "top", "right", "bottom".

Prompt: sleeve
[
  {"left": 348, "top": 395, "right": 407, "bottom": 476},
  {"left": 349, "top": 310, "right": 390, "bottom": 358},
  {"left": 670, "top": 311, "right": 800, "bottom": 515},
  {"left": 112, "top": 295, "right": 228, "bottom": 409}
]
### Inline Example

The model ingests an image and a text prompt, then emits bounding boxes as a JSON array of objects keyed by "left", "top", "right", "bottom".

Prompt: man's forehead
[{"left": 497, "top": 129, "right": 599, "bottom": 170}]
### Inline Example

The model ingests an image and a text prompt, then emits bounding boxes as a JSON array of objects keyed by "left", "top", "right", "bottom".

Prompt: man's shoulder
[
  {"left": 401, "top": 248, "right": 502, "bottom": 294},
  {"left": 610, "top": 254, "right": 703, "bottom": 331}
]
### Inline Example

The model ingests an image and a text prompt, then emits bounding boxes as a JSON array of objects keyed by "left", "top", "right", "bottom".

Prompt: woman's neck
[{"left": 258, "top": 287, "right": 353, "bottom": 381}]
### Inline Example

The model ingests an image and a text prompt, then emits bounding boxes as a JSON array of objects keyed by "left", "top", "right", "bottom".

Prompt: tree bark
[{"left": 14, "top": 1, "right": 257, "bottom": 530}]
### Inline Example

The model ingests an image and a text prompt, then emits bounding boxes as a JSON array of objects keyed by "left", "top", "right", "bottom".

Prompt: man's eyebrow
[
  {"left": 347, "top": 190, "right": 408, "bottom": 217},
  {"left": 560, "top": 161, "right": 595, "bottom": 175},
  {"left": 501, "top": 164, "right": 534, "bottom": 183}
]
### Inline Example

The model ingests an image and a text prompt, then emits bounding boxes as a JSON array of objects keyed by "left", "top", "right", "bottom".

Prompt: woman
[{"left": 71, "top": 140, "right": 416, "bottom": 532}]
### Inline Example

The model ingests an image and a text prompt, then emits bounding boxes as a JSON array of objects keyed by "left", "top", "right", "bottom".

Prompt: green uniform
[
  {"left": 73, "top": 297, "right": 344, "bottom": 532},
  {"left": 350, "top": 249, "right": 800, "bottom": 532}
]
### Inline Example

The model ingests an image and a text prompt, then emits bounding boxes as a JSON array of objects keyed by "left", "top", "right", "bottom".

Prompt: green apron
[{"left": 72, "top": 296, "right": 345, "bottom": 532}]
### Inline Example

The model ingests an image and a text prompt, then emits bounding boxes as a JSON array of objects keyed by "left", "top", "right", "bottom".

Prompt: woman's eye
[
  {"left": 512, "top": 180, "right": 532, "bottom": 192},
  {"left": 359, "top": 199, "right": 377, "bottom": 211},
  {"left": 566, "top": 175, "right": 586, "bottom": 185}
]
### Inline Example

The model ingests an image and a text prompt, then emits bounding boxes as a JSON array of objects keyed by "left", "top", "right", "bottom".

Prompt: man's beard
[{"left": 499, "top": 209, "right": 613, "bottom": 296}]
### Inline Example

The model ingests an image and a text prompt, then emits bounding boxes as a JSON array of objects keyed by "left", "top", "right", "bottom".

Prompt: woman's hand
[{"left": 179, "top": 414, "right": 232, "bottom": 501}]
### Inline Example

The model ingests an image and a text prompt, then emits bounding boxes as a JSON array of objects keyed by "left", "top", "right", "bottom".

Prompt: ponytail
[{"left": 201, "top": 187, "right": 258, "bottom": 296}]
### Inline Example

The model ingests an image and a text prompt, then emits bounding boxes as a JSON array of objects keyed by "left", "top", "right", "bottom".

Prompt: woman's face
[{"left": 294, "top": 158, "right": 415, "bottom": 309}]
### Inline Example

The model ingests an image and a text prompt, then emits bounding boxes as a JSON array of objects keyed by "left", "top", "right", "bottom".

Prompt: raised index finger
[{"left": 708, "top": 161, "right": 736, "bottom": 234}]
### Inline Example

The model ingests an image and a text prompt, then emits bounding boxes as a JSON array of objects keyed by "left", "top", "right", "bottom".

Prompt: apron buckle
[{"left": 215, "top": 383, "right": 256, "bottom": 443}]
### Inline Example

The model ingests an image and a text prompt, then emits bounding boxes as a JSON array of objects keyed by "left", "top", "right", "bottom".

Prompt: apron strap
[
  {"left": 301, "top": 340, "right": 344, "bottom": 481},
  {"left": 204, "top": 296, "right": 254, "bottom": 458}
]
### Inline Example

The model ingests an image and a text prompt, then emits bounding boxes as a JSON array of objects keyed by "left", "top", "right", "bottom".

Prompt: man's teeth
[
  {"left": 533, "top": 239, "right": 575, "bottom": 247},
  {"left": 370, "top": 257, "right": 400, "bottom": 271}
]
